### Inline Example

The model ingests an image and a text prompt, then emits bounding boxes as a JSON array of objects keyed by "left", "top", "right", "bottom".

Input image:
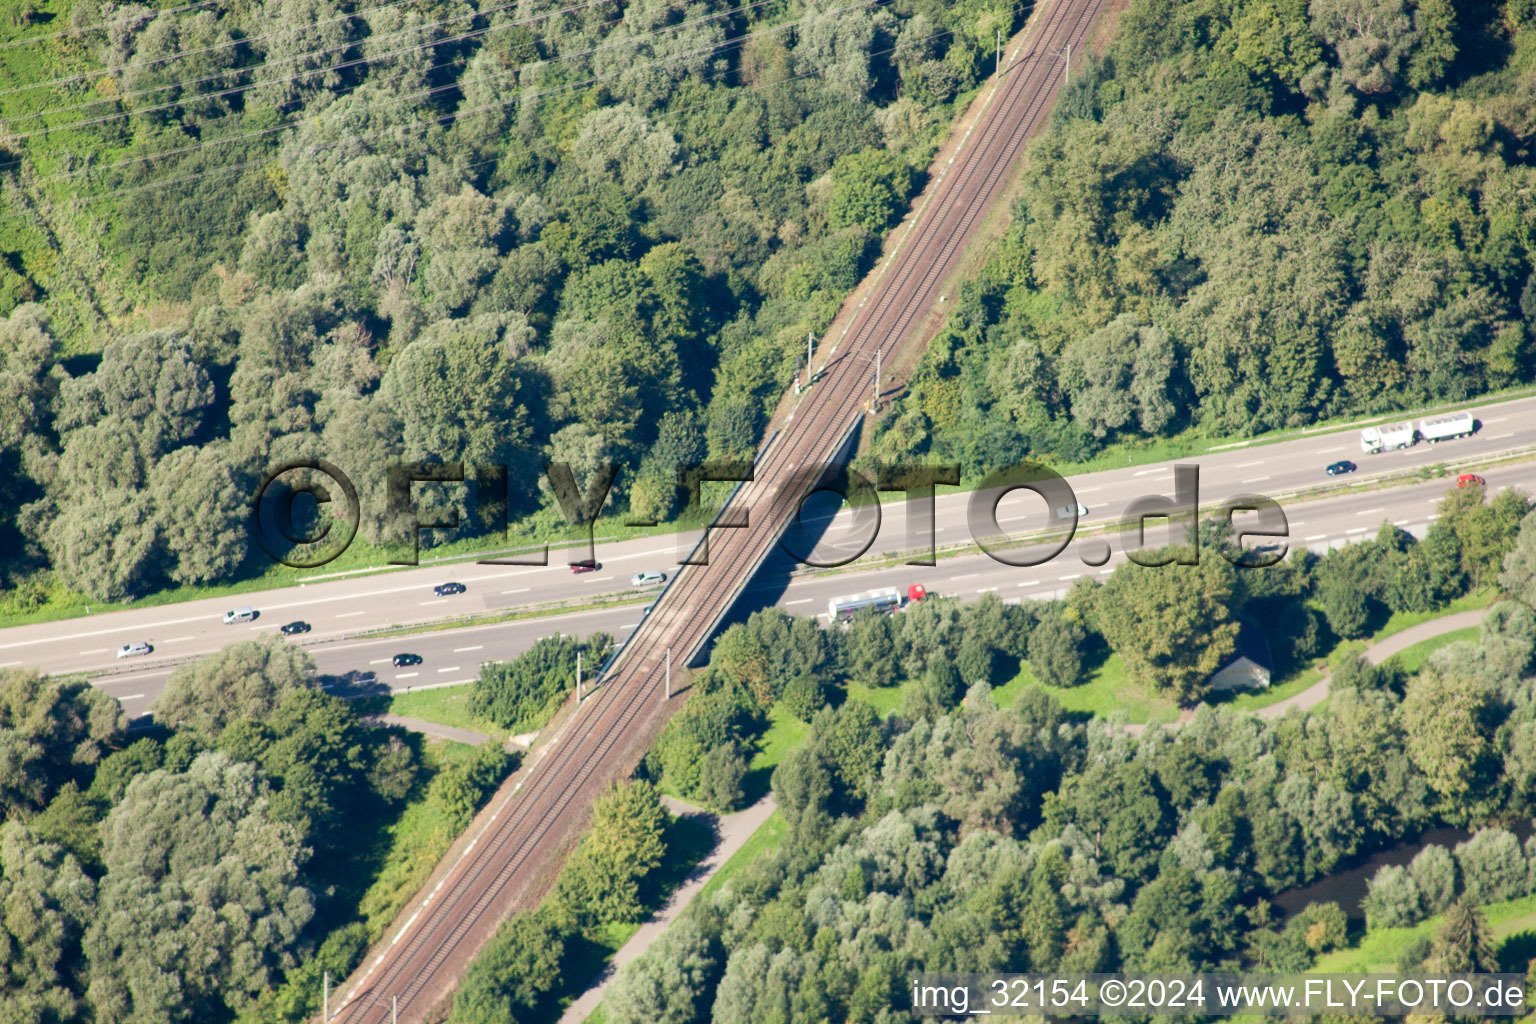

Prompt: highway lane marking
[
  {"left": 121, "top": 693, "right": 145, "bottom": 701},
  {"left": 950, "top": 572, "right": 978, "bottom": 580},
  {"left": 396, "top": 672, "right": 419, "bottom": 679},
  {"left": 1347, "top": 527, "right": 1369, "bottom": 535},
  {"left": 335, "top": 610, "right": 366, "bottom": 618},
  {"left": 1099, "top": 568, "right": 1113, "bottom": 575},
  {"left": 1059, "top": 573, "right": 1082, "bottom": 581},
  {"left": 437, "top": 666, "right": 459, "bottom": 673},
  {"left": 1486, "top": 416, "right": 1507, "bottom": 423},
  {"left": 786, "top": 599, "right": 812, "bottom": 605},
  {"left": 1076, "top": 486, "right": 1103, "bottom": 493},
  {"left": 1394, "top": 520, "right": 1410, "bottom": 526},
  {"left": 1356, "top": 507, "right": 1385, "bottom": 516},
  {"left": 620, "top": 623, "right": 638, "bottom": 629},
  {"left": 1489, "top": 432, "right": 1515, "bottom": 440},
  {"left": 453, "top": 645, "right": 483, "bottom": 653},
  {"left": 90, "top": 668, "right": 170, "bottom": 683},
  {"left": 977, "top": 586, "right": 998, "bottom": 593},
  {"left": 502, "top": 587, "right": 530, "bottom": 594},
  {"left": 1428, "top": 513, "right": 1441, "bottom": 520},
  {"left": 82, "top": 648, "right": 108, "bottom": 655},
  {"left": 1305, "top": 534, "right": 1327, "bottom": 541},
  {"left": 1241, "top": 476, "right": 1271, "bottom": 483},
  {"left": 369, "top": 658, "right": 390, "bottom": 664},
  {"left": 418, "top": 600, "right": 444, "bottom": 606},
  {"left": 1235, "top": 460, "right": 1266, "bottom": 468},
  {"left": 1318, "top": 446, "right": 1347, "bottom": 454},
  {"left": 311, "top": 604, "right": 641, "bottom": 657},
  {"left": 165, "top": 636, "right": 194, "bottom": 643},
  {"left": 0, "top": 613, "right": 216, "bottom": 651},
  {"left": 1017, "top": 580, "right": 1039, "bottom": 587}
]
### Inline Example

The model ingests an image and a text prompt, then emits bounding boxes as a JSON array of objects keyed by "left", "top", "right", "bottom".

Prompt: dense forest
[
  {"left": 871, "top": 0, "right": 1536, "bottom": 470},
  {"left": 0, "top": 634, "right": 516, "bottom": 1023},
  {"left": 434, "top": 503, "right": 1536, "bottom": 1024},
  {"left": 0, "top": 0, "right": 1016, "bottom": 604}
]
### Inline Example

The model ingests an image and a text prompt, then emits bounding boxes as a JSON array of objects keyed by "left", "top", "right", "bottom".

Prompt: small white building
[{"left": 1209, "top": 619, "right": 1273, "bottom": 692}]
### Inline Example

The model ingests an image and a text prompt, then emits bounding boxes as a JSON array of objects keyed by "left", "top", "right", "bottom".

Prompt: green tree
[
  {"left": 698, "top": 740, "right": 749, "bottom": 813},
  {"left": 469, "top": 633, "right": 611, "bottom": 731},
  {"left": 42, "top": 488, "right": 161, "bottom": 602},
  {"left": 85, "top": 753, "right": 315, "bottom": 1024},
  {"left": 150, "top": 443, "right": 247, "bottom": 586},
  {"left": 1399, "top": 667, "right": 1498, "bottom": 818},
  {"left": 1497, "top": 508, "right": 1536, "bottom": 608},
  {"left": 1432, "top": 901, "right": 1496, "bottom": 973},
  {"left": 449, "top": 911, "right": 565, "bottom": 1024},
  {"left": 156, "top": 637, "right": 316, "bottom": 739},
  {"left": 1028, "top": 609, "right": 1088, "bottom": 688},
  {"left": 604, "top": 916, "right": 719, "bottom": 1024},
  {"left": 552, "top": 780, "right": 668, "bottom": 927},
  {"left": 826, "top": 148, "right": 915, "bottom": 233},
  {"left": 0, "top": 821, "right": 95, "bottom": 1022},
  {"left": 1094, "top": 557, "right": 1240, "bottom": 703},
  {"left": 0, "top": 669, "right": 124, "bottom": 819}
]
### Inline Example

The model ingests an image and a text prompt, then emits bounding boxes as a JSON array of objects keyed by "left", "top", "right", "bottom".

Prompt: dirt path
[{"left": 560, "top": 794, "right": 779, "bottom": 1024}]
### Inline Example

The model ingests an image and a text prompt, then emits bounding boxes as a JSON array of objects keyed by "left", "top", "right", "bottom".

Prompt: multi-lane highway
[
  {"left": 84, "top": 450, "right": 1536, "bottom": 718},
  {"left": 6, "top": 391, "right": 1533, "bottom": 684}
]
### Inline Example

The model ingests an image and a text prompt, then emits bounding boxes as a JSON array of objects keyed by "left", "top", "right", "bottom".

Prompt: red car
[
  {"left": 570, "top": 560, "right": 601, "bottom": 573},
  {"left": 1457, "top": 473, "right": 1486, "bottom": 489}
]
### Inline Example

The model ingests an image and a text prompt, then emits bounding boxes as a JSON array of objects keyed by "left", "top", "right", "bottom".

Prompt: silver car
[
  {"left": 116, "top": 641, "right": 152, "bottom": 658},
  {"left": 630, "top": 570, "right": 667, "bottom": 588}
]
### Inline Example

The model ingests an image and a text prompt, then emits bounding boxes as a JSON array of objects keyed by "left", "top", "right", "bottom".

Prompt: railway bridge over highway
[{"left": 329, "top": 0, "right": 1109, "bottom": 1018}]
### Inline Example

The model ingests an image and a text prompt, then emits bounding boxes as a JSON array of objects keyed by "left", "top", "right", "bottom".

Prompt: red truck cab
[{"left": 907, "top": 584, "right": 927, "bottom": 603}]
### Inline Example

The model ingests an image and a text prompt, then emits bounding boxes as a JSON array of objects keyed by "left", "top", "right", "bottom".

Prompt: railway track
[{"left": 328, "top": 0, "right": 1105, "bottom": 1019}]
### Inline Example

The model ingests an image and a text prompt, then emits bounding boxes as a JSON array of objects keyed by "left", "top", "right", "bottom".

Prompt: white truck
[
  {"left": 1418, "top": 411, "right": 1476, "bottom": 443},
  {"left": 1359, "top": 421, "right": 1416, "bottom": 454}
]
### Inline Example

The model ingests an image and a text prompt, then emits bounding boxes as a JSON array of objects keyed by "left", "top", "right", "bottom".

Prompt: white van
[
  {"left": 222, "top": 606, "right": 256, "bottom": 624},
  {"left": 631, "top": 570, "right": 666, "bottom": 588}
]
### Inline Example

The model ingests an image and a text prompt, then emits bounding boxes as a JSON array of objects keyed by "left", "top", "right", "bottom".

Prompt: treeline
[
  {"left": 448, "top": 778, "right": 698, "bottom": 1024},
  {"left": 0, "top": 0, "right": 1020, "bottom": 605},
  {"left": 598, "top": 597, "right": 1536, "bottom": 1023},
  {"left": 0, "top": 638, "right": 512, "bottom": 1023},
  {"left": 872, "top": 0, "right": 1536, "bottom": 470}
]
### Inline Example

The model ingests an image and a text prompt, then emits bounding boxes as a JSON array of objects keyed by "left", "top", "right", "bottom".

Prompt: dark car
[
  {"left": 1325, "top": 460, "right": 1357, "bottom": 476},
  {"left": 280, "top": 621, "right": 310, "bottom": 635},
  {"left": 570, "top": 560, "right": 601, "bottom": 574},
  {"left": 433, "top": 581, "right": 467, "bottom": 596},
  {"left": 392, "top": 653, "right": 423, "bottom": 668}
]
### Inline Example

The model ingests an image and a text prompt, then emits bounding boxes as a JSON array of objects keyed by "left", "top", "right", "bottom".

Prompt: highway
[
  {"left": 5, "top": 391, "right": 1533, "bottom": 682},
  {"left": 84, "top": 454, "right": 1536, "bottom": 718}
]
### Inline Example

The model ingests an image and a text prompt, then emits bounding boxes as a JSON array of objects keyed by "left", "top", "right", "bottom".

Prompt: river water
[{"left": 1274, "top": 821, "right": 1535, "bottom": 921}]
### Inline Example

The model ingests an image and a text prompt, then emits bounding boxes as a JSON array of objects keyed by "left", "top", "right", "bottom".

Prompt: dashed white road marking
[{"left": 453, "top": 645, "right": 483, "bottom": 653}]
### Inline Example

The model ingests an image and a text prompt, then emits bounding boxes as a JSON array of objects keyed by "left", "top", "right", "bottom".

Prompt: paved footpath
[
  {"left": 1256, "top": 608, "right": 1490, "bottom": 720},
  {"left": 560, "top": 794, "right": 779, "bottom": 1024},
  {"left": 367, "top": 713, "right": 491, "bottom": 746}
]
